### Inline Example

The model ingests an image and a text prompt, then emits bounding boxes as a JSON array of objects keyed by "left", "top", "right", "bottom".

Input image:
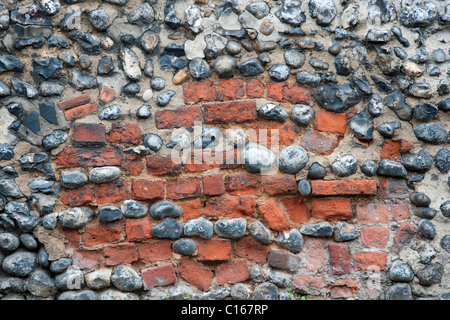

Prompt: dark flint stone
[
  {"left": 413, "top": 123, "right": 448, "bottom": 145},
  {"left": 410, "top": 192, "right": 431, "bottom": 207},
  {"left": 377, "top": 121, "right": 401, "bottom": 139},
  {"left": 401, "top": 150, "right": 433, "bottom": 173},
  {"left": 413, "top": 102, "right": 438, "bottom": 121}
]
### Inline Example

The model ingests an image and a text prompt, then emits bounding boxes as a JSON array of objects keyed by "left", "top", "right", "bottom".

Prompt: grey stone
[
  {"left": 119, "top": 48, "right": 142, "bottom": 81},
  {"left": 61, "top": 170, "right": 88, "bottom": 189},
  {"left": 136, "top": 105, "right": 152, "bottom": 120},
  {"left": 231, "top": 283, "right": 251, "bottom": 300},
  {"left": 385, "top": 284, "right": 413, "bottom": 300},
  {"left": 348, "top": 111, "right": 374, "bottom": 141},
  {"left": 241, "top": 143, "right": 276, "bottom": 174},
  {"left": 96, "top": 206, "right": 123, "bottom": 222},
  {"left": 366, "top": 29, "right": 391, "bottom": 43},
  {"left": 89, "top": 167, "right": 121, "bottom": 184},
  {"left": 121, "top": 200, "right": 147, "bottom": 219},
  {"left": 20, "top": 234, "right": 38, "bottom": 250},
  {"left": 11, "top": 78, "right": 38, "bottom": 99},
  {"left": 238, "top": 58, "right": 264, "bottom": 77},
  {"left": 389, "top": 260, "right": 414, "bottom": 282},
  {"left": 0, "top": 233, "right": 20, "bottom": 252},
  {"left": 416, "top": 263, "right": 444, "bottom": 286},
  {"left": 2, "top": 251, "right": 37, "bottom": 277},
  {"left": 214, "top": 218, "right": 247, "bottom": 239},
  {"left": 249, "top": 265, "right": 266, "bottom": 283},
  {"left": 0, "top": 55, "right": 24, "bottom": 73},
  {"left": 33, "top": 57, "right": 62, "bottom": 79},
  {"left": 172, "top": 239, "right": 197, "bottom": 256},
  {"left": 69, "top": 70, "right": 98, "bottom": 91},
  {"left": 414, "top": 102, "right": 439, "bottom": 121},
  {"left": 441, "top": 235, "right": 450, "bottom": 252},
  {"left": 99, "top": 105, "right": 122, "bottom": 120},
  {"left": 297, "top": 179, "right": 311, "bottom": 196},
  {"left": 225, "top": 40, "right": 242, "bottom": 56},
  {"left": 413, "top": 122, "right": 448, "bottom": 145},
  {"left": 28, "top": 268, "right": 57, "bottom": 297},
  {"left": 276, "top": 0, "right": 306, "bottom": 26},
  {"left": 152, "top": 218, "right": 183, "bottom": 239},
  {"left": 166, "top": 133, "right": 191, "bottom": 151},
  {"left": 194, "top": 126, "right": 221, "bottom": 149},
  {"left": 278, "top": 145, "right": 309, "bottom": 174},
  {"left": 400, "top": 0, "right": 437, "bottom": 27},
  {"left": 189, "top": 58, "right": 211, "bottom": 80},
  {"left": 58, "top": 50, "right": 77, "bottom": 67},
  {"left": 385, "top": 91, "right": 412, "bottom": 121},
  {"left": 275, "top": 229, "right": 304, "bottom": 253},
  {"left": 309, "top": 0, "right": 337, "bottom": 26},
  {"left": 98, "top": 289, "right": 139, "bottom": 300},
  {"left": 258, "top": 103, "right": 287, "bottom": 122},
  {"left": 401, "top": 150, "right": 433, "bottom": 173},
  {"left": 377, "top": 159, "right": 407, "bottom": 178},
  {"left": 315, "top": 83, "right": 361, "bottom": 113},
  {"left": 128, "top": 2, "right": 154, "bottom": 25},
  {"left": 331, "top": 155, "right": 357, "bottom": 177},
  {"left": 143, "top": 134, "right": 163, "bottom": 152},
  {"left": 58, "top": 207, "right": 94, "bottom": 229},
  {"left": 408, "top": 82, "right": 432, "bottom": 99},
  {"left": 368, "top": 94, "right": 385, "bottom": 117},
  {"left": 289, "top": 104, "right": 315, "bottom": 126},
  {"left": 418, "top": 219, "right": 436, "bottom": 240},
  {"left": 156, "top": 90, "right": 176, "bottom": 107},
  {"left": 333, "top": 222, "right": 359, "bottom": 241},
  {"left": 38, "top": 248, "right": 49, "bottom": 268},
  {"left": 307, "top": 162, "right": 327, "bottom": 179},
  {"left": 68, "top": 31, "right": 100, "bottom": 52},
  {"left": 265, "top": 268, "right": 291, "bottom": 288},
  {"left": 50, "top": 258, "right": 72, "bottom": 274},
  {"left": 248, "top": 221, "right": 274, "bottom": 244},
  {"left": 434, "top": 149, "right": 450, "bottom": 174},
  {"left": 43, "top": 213, "right": 57, "bottom": 230},
  {"left": 55, "top": 269, "right": 85, "bottom": 291},
  {"left": 164, "top": 1, "right": 180, "bottom": 30},
  {"left": 85, "top": 269, "right": 112, "bottom": 290},
  {"left": 184, "top": 217, "right": 213, "bottom": 239},
  {"left": 361, "top": 160, "right": 378, "bottom": 177},
  {"left": 300, "top": 222, "right": 333, "bottom": 237},
  {"left": 212, "top": 56, "right": 236, "bottom": 78},
  {"left": 284, "top": 50, "right": 305, "bottom": 68},
  {"left": 150, "top": 201, "right": 182, "bottom": 220},
  {"left": 253, "top": 282, "right": 278, "bottom": 300},
  {"left": 111, "top": 265, "right": 142, "bottom": 292},
  {"left": 268, "top": 64, "right": 291, "bottom": 82},
  {"left": 296, "top": 71, "right": 322, "bottom": 87},
  {"left": 377, "top": 122, "right": 401, "bottom": 139},
  {"left": 440, "top": 201, "right": 450, "bottom": 218}
]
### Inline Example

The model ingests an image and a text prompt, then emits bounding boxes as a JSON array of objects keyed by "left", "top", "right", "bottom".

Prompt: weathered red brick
[
  {"left": 282, "top": 195, "right": 310, "bottom": 224},
  {"left": 82, "top": 221, "right": 124, "bottom": 247},
  {"left": 59, "top": 229, "right": 79, "bottom": 249},
  {"left": 60, "top": 185, "right": 94, "bottom": 206},
  {"left": 64, "top": 102, "right": 98, "bottom": 121},
  {"left": 224, "top": 174, "right": 259, "bottom": 195},
  {"left": 390, "top": 202, "right": 411, "bottom": 221},
  {"left": 183, "top": 80, "right": 217, "bottom": 103},
  {"left": 176, "top": 257, "right": 214, "bottom": 292},
  {"left": 58, "top": 93, "right": 90, "bottom": 110},
  {"left": 198, "top": 239, "right": 232, "bottom": 262},
  {"left": 261, "top": 175, "right": 297, "bottom": 195},
  {"left": 146, "top": 155, "right": 182, "bottom": 176},
  {"left": 126, "top": 218, "right": 152, "bottom": 242},
  {"left": 98, "top": 86, "right": 116, "bottom": 103},
  {"left": 356, "top": 202, "right": 390, "bottom": 224},
  {"left": 314, "top": 110, "right": 347, "bottom": 134},
  {"left": 72, "top": 249, "right": 101, "bottom": 271},
  {"left": 329, "top": 243, "right": 352, "bottom": 275},
  {"left": 108, "top": 123, "right": 142, "bottom": 144},
  {"left": 73, "top": 123, "right": 106, "bottom": 145},
  {"left": 202, "top": 174, "right": 225, "bottom": 196},
  {"left": 330, "top": 278, "right": 358, "bottom": 299},
  {"left": 216, "top": 259, "right": 249, "bottom": 285},
  {"left": 93, "top": 180, "right": 129, "bottom": 205},
  {"left": 103, "top": 243, "right": 138, "bottom": 266},
  {"left": 353, "top": 252, "right": 387, "bottom": 271},
  {"left": 360, "top": 227, "right": 390, "bottom": 248},
  {"left": 203, "top": 195, "right": 256, "bottom": 218},
  {"left": 311, "top": 180, "right": 377, "bottom": 196},
  {"left": 123, "top": 154, "right": 144, "bottom": 176},
  {"left": 217, "top": 78, "right": 245, "bottom": 100},
  {"left": 203, "top": 100, "right": 257, "bottom": 124},
  {"left": 258, "top": 199, "right": 291, "bottom": 231},
  {"left": 180, "top": 199, "right": 202, "bottom": 221},
  {"left": 155, "top": 105, "right": 202, "bottom": 129},
  {"left": 249, "top": 122, "right": 299, "bottom": 145},
  {"left": 166, "top": 178, "right": 201, "bottom": 200},
  {"left": 311, "top": 198, "right": 352, "bottom": 220},
  {"left": 184, "top": 152, "right": 222, "bottom": 173},
  {"left": 268, "top": 249, "right": 300, "bottom": 272},
  {"left": 379, "top": 177, "right": 409, "bottom": 200},
  {"left": 245, "top": 77, "right": 265, "bottom": 98},
  {"left": 301, "top": 129, "right": 340, "bottom": 155},
  {"left": 380, "top": 140, "right": 401, "bottom": 161},
  {"left": 235, "top": 237, "right": 270, "bottom": 264},
  {"left": 131, "top": 179, "right": 165, "bottom": 201},
  {"left": 292, "top": 273, "right": 325, "bottom": 292},
  {"left": 142, "top": 264, "right": 177, "bottom": 289},
  {"left": 400, "top": 140, "right": 415, "bottom": 154},
  {"left": 267, "top": 82, "right": 311, "bottom": 104},
  {"left": 300, "top": 238, "right": 328, "bottom": 272},
  {"left": 55, "top": 146, "right": 123, "bottom": 168},
  {"left": 391, "top": 222, "right": 418, "bottom": 253},
  {"left": 138, "top": 240, "right": 172, "bottom": 263}
]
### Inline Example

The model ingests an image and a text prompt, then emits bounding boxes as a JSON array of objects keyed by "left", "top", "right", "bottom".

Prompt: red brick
[
  {"left": 353, "top": 252, "right": 387, "bottom": 271},
  {"left": 356, "top": 202, "right": 389, "bottom": 224},
  {"left": 282, "top": 195, "right": 310, "bottom": 224},
  {"left": 379, "top": 177, "right": 409, "bottom": 200},
  {"left": 58, "top": 93, "right": 90, "bottom": 110},
  {"left": 311, "top": 180, "right": 377, "bottom": 196},
  {"left": 203, "top": 195, "right": 255, "bottom": 218},
  {"left": 146, "top": 155, "right": 182, "bottom": 176},
  {"left": 380, "top": 140, "right": 401, "bottom": 161},
  {"left": 400, "top": 140, "right": 415, "bottom": 154},
  {"left": 93, "top": 180, "right": 129, "bottom": 205},
  {"left": 391, "top": 222, "right": 418, "bottom": 253},
  {"left": 201, "top": 174, "right": 225, "bottom": 196},
  {"left": 73, "top": 123, "right": 106, "bottom": 145},
  {"left": 235, "top": 237, "right": 270, "bottom": 264},
  {"left": 166, "top": 178, "right": 201, "bottom": 200},
  {"left": 123, "top": 154, "right": 144, "bottom": 176},
  {"left": 60, "top": 185, "right": 94, "bottom": 206},
  {"left": 329, "top": 243, "right": 352, "bottom": 275},
  {"left": 103, "top": 243, "right": 138, "bottom": 266},
  {"left": 64, "top": 102, "right": 98, "bottom": 121},
  {"left": 267, "top": 82, "right": 311, "bottom": 104},
  {"left": 98, "top": 86, "right": 116, "bottom": 103},
  {"left": 59, "top": 229, "right": 79, "bottom": 249},
  {"left": 312, "top": 198, "right": 352, "bottom": 220},
  {"left": 249, "top": 122, "right": 299, "bottom": 145},
  {"left": 138, "top": 240, "right": 172, "bottom": 263},
  {"left": 258, "top": 199, "right": 291, "bottom": 231},
  {"left": 155, "top": 105, "right": 202, "bottom": 129},
  {"left": 292, "top": 273, "right": 325, "bottom": 292},
  {"left": 131, "top": 179, "right": 165, "bottom": 201},
  {"left": 360, "top": 227, "right": 390, "bottom": 248},
  {"left": 180, "top": 199, "right": 202, "bottom": 221},
  {"left": 330, "top": 278, "right": 358, "bottom": 299},
  {"left": 390, "top": 202, "right": 411, "bottom": 221},
  {"left": 203, "top": 100, "right": 257, "bottom": 124},
  {"left": 83, "top": 221, "right": 124, "bottom": 247},
  {"left": 126, "top": 218, "right": 152, "bottom": 242},
  {"left": 177, "top": 257, "right": 214, "bottom": 292},
  {"left": 183, "top": 80, "right": 217, "bottom": 103},
  {"left": 217, "top": 78, "right": 245, "bottom": 100},
  {"left": 198, "top": 239, "right": 231, "bottom": 262},
  {"left": 224, "top": 174, "right": 259, "bottom": 195},
  {"left": 72, "top": 250, "right": 101, "bottom": 271},
  {"left": 261, "top": 175, "right": 297, "bottom": 195},
  {"left": 55, "top": 146, "right": 123, "bottom": 168},
  {"left": 216, "top": 259, "right": 249, "bottom": 285},
  {"left": 107, "top": 123, "right": 142, "bottom": 144},
  {"left": 300, "top": 238, "right": 328, "bottom": 272},
  {"left": 245, "top": 77, "right": 265, "bottom": 98},
  {"left": 300, "top": 129, "right": 340, "bottom": 155},
  {"left": 184, "top": 152, "right": 221, "bottom": 173},
  {"left": 313, "top": 110, "right": 347, "bottom": 134},
  {"left": 142, "top": 264, "right": 176, "bottom": 289}
]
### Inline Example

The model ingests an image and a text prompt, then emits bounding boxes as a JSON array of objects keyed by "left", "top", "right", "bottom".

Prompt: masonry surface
[{"left": 0, "top": 0, "right": 449, "bottom": 300}]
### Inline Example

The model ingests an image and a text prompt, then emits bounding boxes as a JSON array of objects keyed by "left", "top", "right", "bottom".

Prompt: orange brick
[
  {"left": 360, "top": 227, "right": 390, "bottom": 248},
  {"left": 311, "top": 198, "right": 352, "bottom": 220},
  {"left": 98, "top": 86, "right": 116, "bottom": 103},
  {"left": 314, "top": 110, "right": 347, "bottom": 134},
  {"left": 216, "top": 259, "right": 249, "bottom": 285},
  {"left": 58, "top": 93, "right": 90, "bottom": 110},
  {"left": 311, "top": 180, "right": 377, "bottom": 196},
  {"left": 356, "top": 202, "right": 390, "bottom": 224},
  {"left": 64, "top": 102, "right": 97, "bottom": 121},
  {"left": 197, "top": 239, "right": 231, "bottom": 262},
  {"left": 103, "top": 243, "right": 138, "bottom": 266},
  {"left": 282, "top": 195, "right": 310, "bottom": 224},
  {"left": 258, "top": 199, "right": 291, "bottom": 231},
  {"left": 176, "top": 257, "right": 214, "bottom": 292},
  {"left": 138, "top": 240, "right": 172, "bottom": 263},
  {"left": 353, "top": 252, "right": 387, "bottom": 271},
  {"left": 126, "top": 218, "right": 152, "bottom": 242},
  {"left": 217, "top": 78, "right": 244, "bottom": 100}
]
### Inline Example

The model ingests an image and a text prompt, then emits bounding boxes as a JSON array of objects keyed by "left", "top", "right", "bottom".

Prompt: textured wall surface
[{"left": 0, "top": 0, "right": 449, "bottom": 300}]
